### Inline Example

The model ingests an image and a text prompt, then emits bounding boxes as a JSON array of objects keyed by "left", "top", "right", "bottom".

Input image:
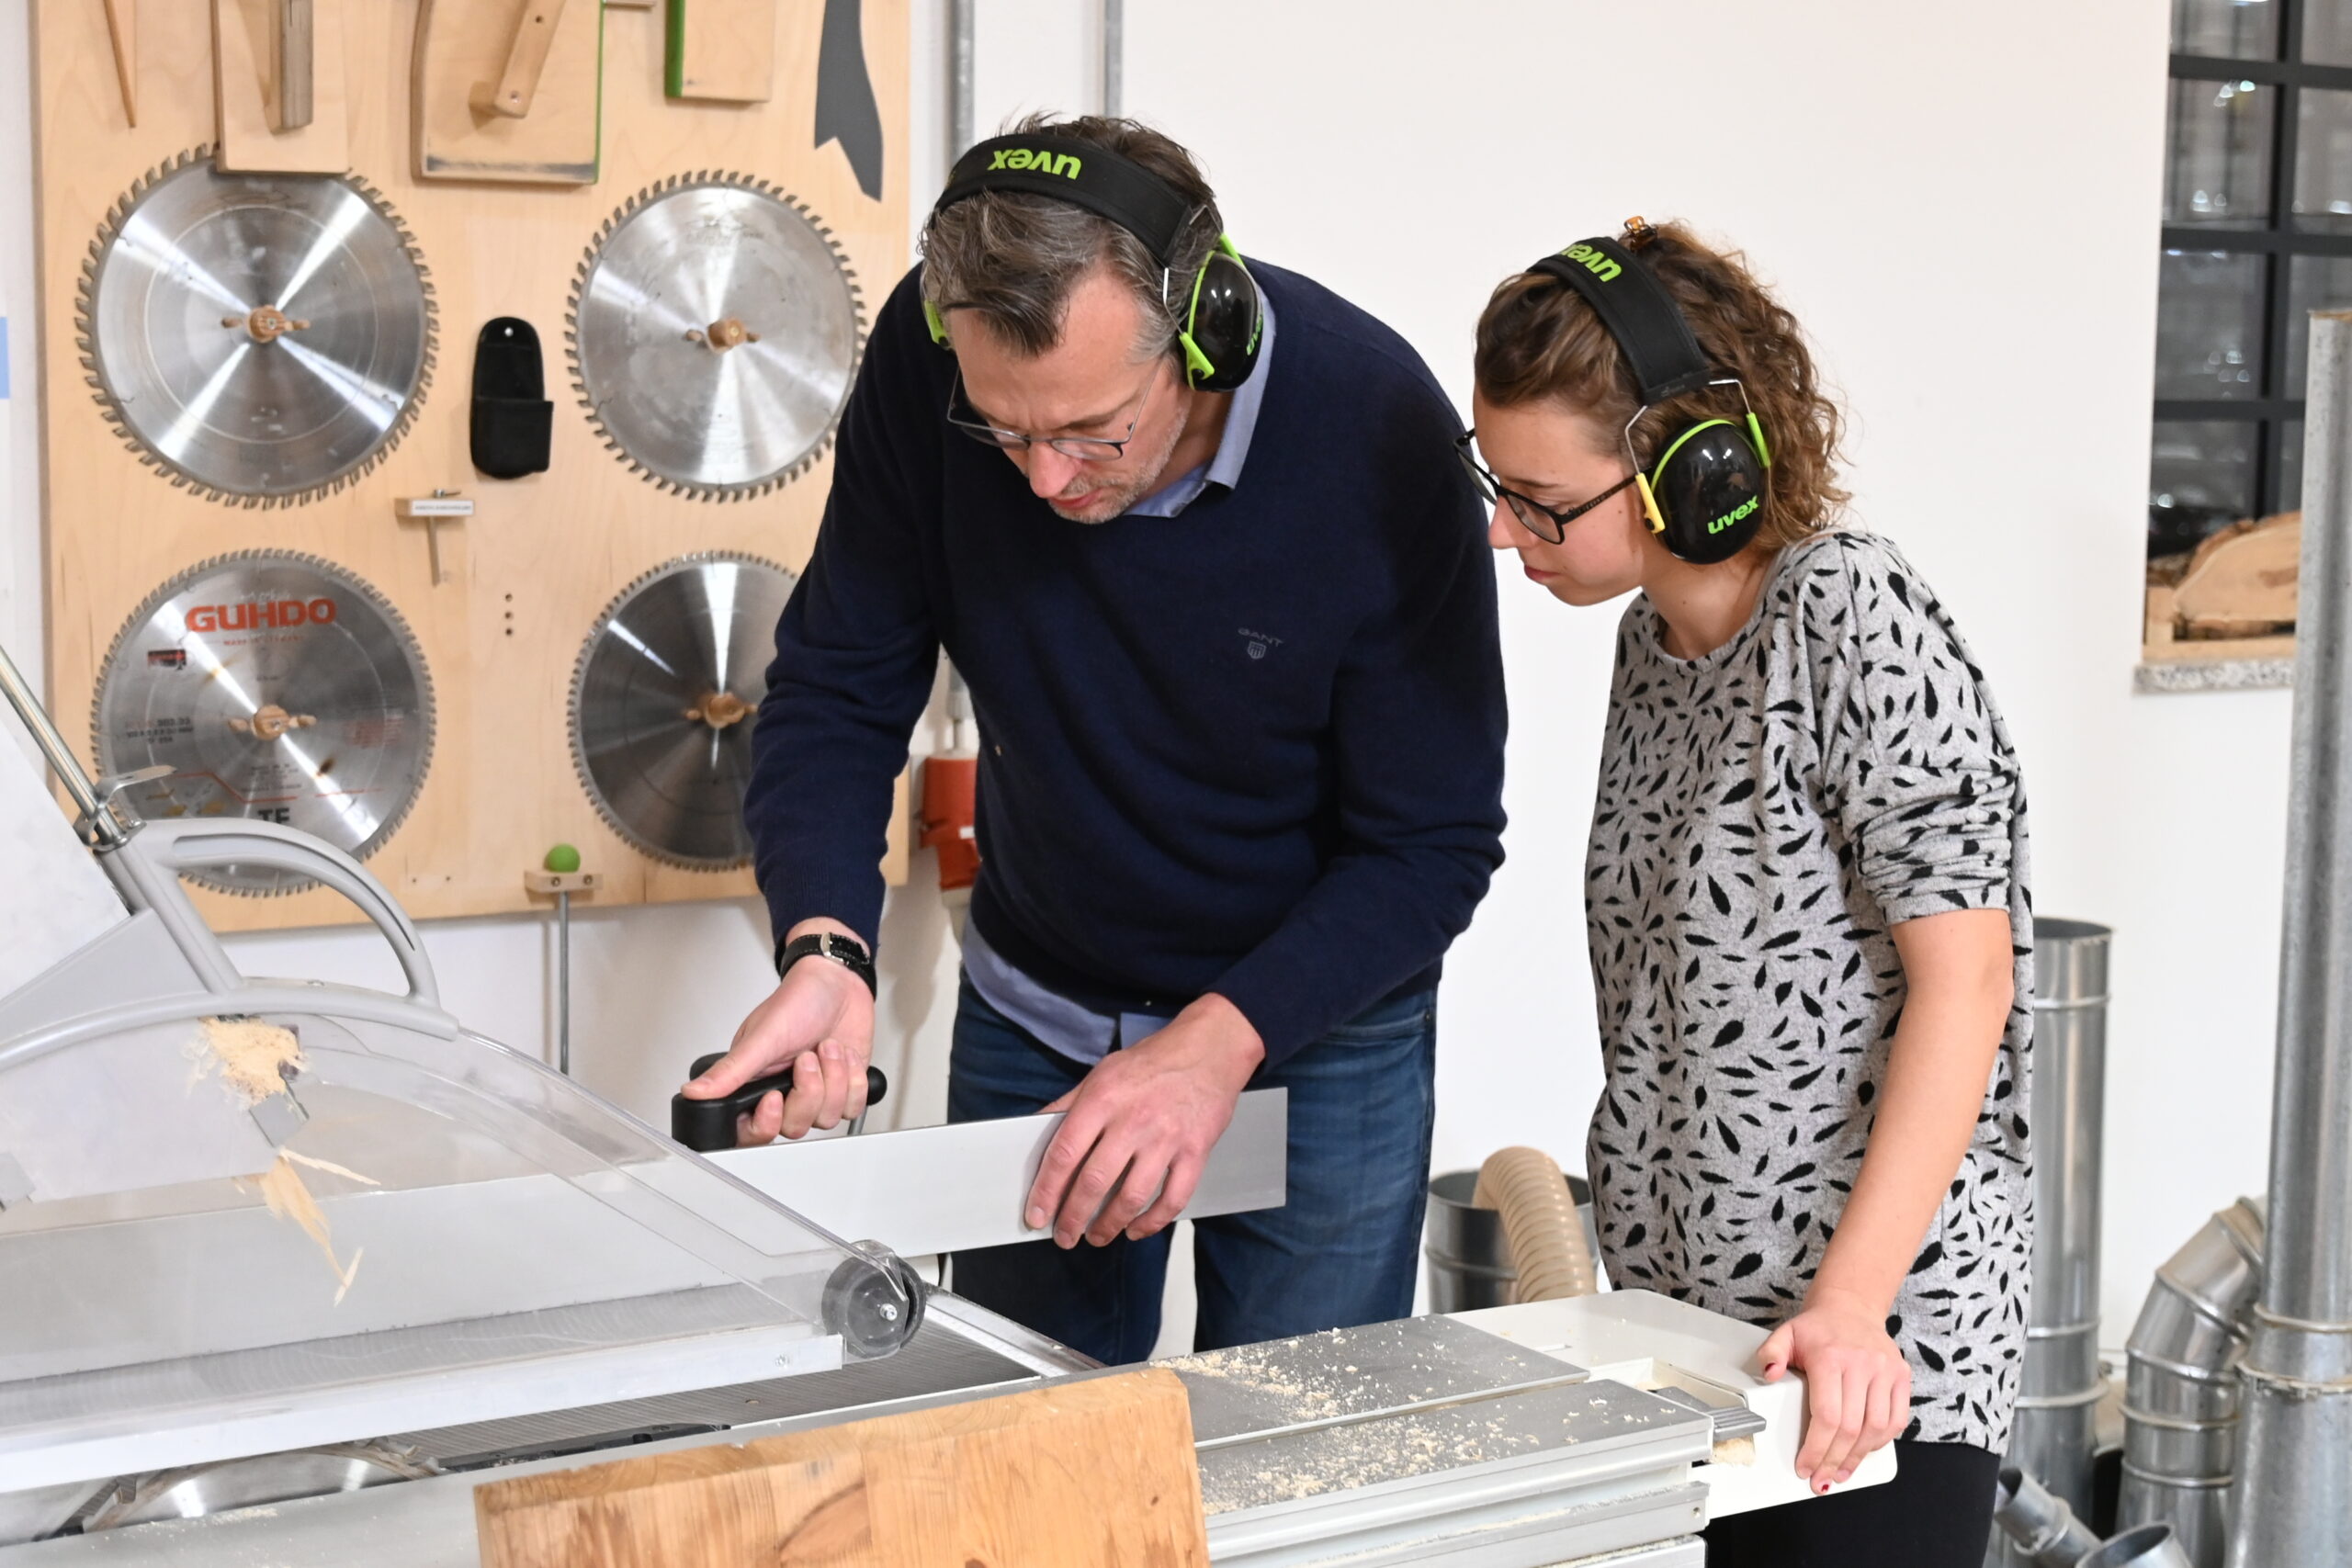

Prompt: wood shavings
[
  {"left": 243, "top": 1153, "right": 367, "bottom": 1303},
  {"left": 1712, "top": 1435, "right": 1757, "bottom": 1466},
  {"left": 281, "top": 1148, "right": 380, "bottom": 1187},
  {"left": 192, "top": 1016, "right": 303, "bottom": 1103}
]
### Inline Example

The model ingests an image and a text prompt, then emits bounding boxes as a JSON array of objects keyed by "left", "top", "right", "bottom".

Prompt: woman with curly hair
[{"left": 1462, "top": 220, "right": 2033, "bottom": 1565}]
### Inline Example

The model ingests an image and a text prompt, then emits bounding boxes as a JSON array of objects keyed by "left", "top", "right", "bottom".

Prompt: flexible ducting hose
[{"left": 1472, "top": 1145, "right": 1596, "bottom": 1302}]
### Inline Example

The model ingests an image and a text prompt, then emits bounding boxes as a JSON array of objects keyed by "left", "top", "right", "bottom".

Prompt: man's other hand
[
  {"left": 680, "top": 919, "right": 875, "bottom": 1145},
  {"left": 1024, "top": 992, "right": 1265, "bottom": 1247}
]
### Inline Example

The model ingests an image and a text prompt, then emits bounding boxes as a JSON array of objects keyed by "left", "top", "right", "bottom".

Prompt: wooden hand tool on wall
[
  {"left": 665, "top": 0, "right": 775, "bottom": 103},
  {"left": 99, "top": 0, "right": 135, "bottom": 125},
  {"left": 211, "top": 0, "right": 347, "bottom": 172},
  {"left": 415, "top": 0, "right": 603, "bottom": 184}
]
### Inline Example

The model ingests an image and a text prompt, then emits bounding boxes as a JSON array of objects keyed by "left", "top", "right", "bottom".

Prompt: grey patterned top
[{"left": 1584, "top": 528, "right": 2035, "bottom": 1452}]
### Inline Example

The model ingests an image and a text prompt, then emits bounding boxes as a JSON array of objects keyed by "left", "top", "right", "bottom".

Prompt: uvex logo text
[
  {"left": 989, "top": 147, "right": 1083, "bottom": 179},
  {"left": 186, "top": 599, "right": 339, "bottom": 634},
  {"left": 1560, "top": 243, "right": 1622, "bottom": 283},
  {"left": 1708, "top": 494, "right": 1761, "bottom": 535}
]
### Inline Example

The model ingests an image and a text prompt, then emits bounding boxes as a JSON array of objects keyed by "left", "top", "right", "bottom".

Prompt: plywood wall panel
[{"left": 32, "top": 0, "right": 910, "bottom": 931}]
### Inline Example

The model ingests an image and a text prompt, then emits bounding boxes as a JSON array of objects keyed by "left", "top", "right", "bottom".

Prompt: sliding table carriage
[{"left": 0, "top": 638, "right": 1877, "bottom": 1566}]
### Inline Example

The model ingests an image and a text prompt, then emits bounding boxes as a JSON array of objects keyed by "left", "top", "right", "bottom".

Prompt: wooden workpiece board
[
  {"left": 29, "top": 0, "right": 910, "bottom": 931},
  {"left": 475, "top": 1369, "right": 1210, "bottom": 1568}
]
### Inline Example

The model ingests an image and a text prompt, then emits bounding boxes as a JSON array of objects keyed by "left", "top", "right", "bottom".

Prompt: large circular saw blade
[
  {"left": 95, "top": 552, "right": 435, "bottom": 896},
  {"left": 570, "top": 175, "right": 863, "bottom": 502},
  {"left": 78, "top": 148, "right": 435, "bottom": 507},
  {"left": 571, "top": 553, "right": 798, "bottom": 869}
]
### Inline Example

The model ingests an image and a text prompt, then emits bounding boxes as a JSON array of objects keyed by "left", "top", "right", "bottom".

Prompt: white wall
[{"left": 0, "top": 0, "right": 2287, "bottom": 1351}]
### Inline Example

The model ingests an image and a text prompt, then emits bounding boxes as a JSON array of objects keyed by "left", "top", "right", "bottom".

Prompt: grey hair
[{"left": 921, "top": 113, "right": 1223, "bottom": 362}]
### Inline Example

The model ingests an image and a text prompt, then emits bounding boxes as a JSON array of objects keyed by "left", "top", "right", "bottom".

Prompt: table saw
[{"left": 0, "top": 642, "right": 1884, "bottom": 1567}]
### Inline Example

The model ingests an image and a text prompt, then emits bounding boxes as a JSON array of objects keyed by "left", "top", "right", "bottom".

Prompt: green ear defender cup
[
  {"left": 1525, "top": 226, "right": 1776, "bottom": 564},
  {"left": 1180, "top": 235, "right": 1262, "bottom": 392},
  {"left": 1649, "top": 418, "right": 1769, "bottom": 565},
  {"left": 924, "top": 134, "right": 1262, "bottom": 390}
]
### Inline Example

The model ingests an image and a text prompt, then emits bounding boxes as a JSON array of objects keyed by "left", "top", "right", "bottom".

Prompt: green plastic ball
[{"left": 544, "top": 843, "right": 582, "bottom": 874}]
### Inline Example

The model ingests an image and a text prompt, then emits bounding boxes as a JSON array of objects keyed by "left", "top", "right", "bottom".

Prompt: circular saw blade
[
  {"left": 570, "top": 175, "right": 863, "bottom": 502},
  {"left": 571, "top": 553, "right": 799, "bottom": 869},
  {"left": 94, "top": 552, "right": 435, "bottom": 896},
  {"left": 77, "top": 148, "right": 435, "bottom": 508}
]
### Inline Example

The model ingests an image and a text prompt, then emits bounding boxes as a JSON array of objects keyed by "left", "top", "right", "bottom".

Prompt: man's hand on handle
[
  {"left": 1024, "top": 992, "right": 1265, "bottom": 1248},
  {"left": 683, "top": 919, "right": 875, "bottom": 1145}
]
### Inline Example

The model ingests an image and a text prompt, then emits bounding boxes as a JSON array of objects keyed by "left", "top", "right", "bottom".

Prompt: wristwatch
[{"left": 776, "top": 931, "right": 877, "bottom": 997}]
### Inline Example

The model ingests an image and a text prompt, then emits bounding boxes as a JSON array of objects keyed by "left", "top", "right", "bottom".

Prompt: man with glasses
[{"left": 686, "top": 115, "right": 1506, "bottom": 1365}]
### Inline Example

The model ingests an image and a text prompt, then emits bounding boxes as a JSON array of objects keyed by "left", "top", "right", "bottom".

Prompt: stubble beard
[{"left": 1046, "top": 387, "right": 1191, "bottom": 525}]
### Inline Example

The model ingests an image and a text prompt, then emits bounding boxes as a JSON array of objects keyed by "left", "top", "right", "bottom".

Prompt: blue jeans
[{"left": 945, "top": 974, "right": 1438, "bottom": 1365}]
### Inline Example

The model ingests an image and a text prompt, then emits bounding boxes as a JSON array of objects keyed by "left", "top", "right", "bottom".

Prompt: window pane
[
  {"left": 2167, "top": 77, "right": 2274, "bottom": 227},
  {"left": 2297, "top": 87, "right": 2352, "bottom": 232},
  {"left": 2150, "top": 420, "right": 2259, "bottom": 558},
  {"left": 2280, "top": 418, "right": 2304, "bottom": 512},
  {"left": 2176, "top": 0, "right": 2279, "bottom": 57},
  {"left": 2306, "top": 3, "right": 2352, "bottom": 65},
  {"left": 2155, "top": 250, "right": 2267, "bottom": 398}
]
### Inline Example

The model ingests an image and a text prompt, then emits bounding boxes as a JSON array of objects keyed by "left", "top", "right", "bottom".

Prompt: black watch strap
[{"left": 777, "top": 931, "right": 877, "bottom": 996}]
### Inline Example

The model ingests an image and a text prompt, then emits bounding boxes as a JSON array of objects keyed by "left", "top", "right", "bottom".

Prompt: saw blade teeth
[
  {"left": 571, "top": 172, "right": 865, "bottom": 503},
  {"left": 93, "top": 549, "right": 435, "bottom": 896},
  {"left": 569, "top": 551, "right": 797, "bottom": 869},
  {"left": 83, "top": 149, "right": 435, "bottom": 510}
]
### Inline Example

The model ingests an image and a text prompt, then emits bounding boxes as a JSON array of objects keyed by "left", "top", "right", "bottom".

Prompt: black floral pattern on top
[{"left": 1584, "top": 528, "right": 2035, "bottom": 1452}]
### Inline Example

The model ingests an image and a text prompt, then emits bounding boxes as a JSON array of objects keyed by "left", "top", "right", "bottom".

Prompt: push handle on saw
[
  {"left": 672, "top": 1051, "right": 887, "bottom": 1152},
  {"left": 135, "top": 818, "right": 439, "bottom": 1007}
]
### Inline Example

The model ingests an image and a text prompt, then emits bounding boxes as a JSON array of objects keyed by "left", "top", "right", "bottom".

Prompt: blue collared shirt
[{"left": 961, "top": 294, "right": 1279, "bottom": 1063}]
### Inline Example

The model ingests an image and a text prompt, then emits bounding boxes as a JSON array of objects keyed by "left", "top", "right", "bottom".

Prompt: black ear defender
[
  {"left": 1524, "top": 220, "right": 1772, "bottom": 565},
  {"left": 922, "top": 133, "right": 1262, "bottom": 392}
]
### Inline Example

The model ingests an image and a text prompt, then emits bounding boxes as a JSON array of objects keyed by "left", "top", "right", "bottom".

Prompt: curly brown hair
[{"left": 1473, "top": 220, "right": 1848, "bottom": 552}]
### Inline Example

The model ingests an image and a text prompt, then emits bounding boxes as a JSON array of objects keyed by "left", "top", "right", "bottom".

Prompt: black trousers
[{"left": 1702, "top": 1440, "right": 1999, "bottom": 1568}]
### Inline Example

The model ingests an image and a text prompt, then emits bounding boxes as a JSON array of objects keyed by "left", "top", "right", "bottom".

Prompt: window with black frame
[{"left": 2152, "top": 0, "right": 2352, "bottom": 649}]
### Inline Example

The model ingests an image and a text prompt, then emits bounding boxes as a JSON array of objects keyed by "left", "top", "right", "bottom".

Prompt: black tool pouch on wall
[{"left": 470, "top": 317, "right": 554, "bottom": 479}]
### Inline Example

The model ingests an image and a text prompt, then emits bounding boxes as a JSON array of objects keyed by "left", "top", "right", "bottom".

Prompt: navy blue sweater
[{"left": 745, "top": 262, "right": 1506, "bottom": 1065}]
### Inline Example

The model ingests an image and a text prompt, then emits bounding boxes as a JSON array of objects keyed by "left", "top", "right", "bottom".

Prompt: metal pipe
[
  {"left": 1994, "top": 1463, "right": 2103, "bottom": 1568},
  {"left": 2120, "top": 1200, "right": 2265, "bottom": 1568},
  {"left": 947, "top": 0, "right": 974, "bottom": 162},
  {"left": 1102, "top": 0, "right": 1123, "bottom": 118},
  {"left": 0, "top": 637, "right": 104, "bottom": 826},
  {"left": 2227, "top": 306, "right": 2352, "bottom": 1566},
  {"left": 1993, "top": 919, "right": 2111, "bottom": 1567},
  {"left": 555, "top": 888, "right": 571, "bottom": 1076}
]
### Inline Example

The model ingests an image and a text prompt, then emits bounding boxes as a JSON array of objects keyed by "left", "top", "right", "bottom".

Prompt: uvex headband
[
  {"left": 934, "top": 135, "right": 1193, "bottom": 265},
  {"left": 1526, "top": 237, "right": 1711, "bottom": 403}
]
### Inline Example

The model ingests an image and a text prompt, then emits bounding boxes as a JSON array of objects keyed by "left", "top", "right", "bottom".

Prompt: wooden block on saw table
[
  {"left": 212, "top": 0, "right": 349, "bottom": 173},
  {"left": 415, "top": 0, "right": 603, "bottom": 185},
  {"left": 665, "top": 0, "right": 775, "bottom": 102},
  {"left": 474, "top": 1368, "right": 1208, "bottom": 1568}
]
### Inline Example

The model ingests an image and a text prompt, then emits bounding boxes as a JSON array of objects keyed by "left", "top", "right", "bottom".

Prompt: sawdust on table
[
  {"left": 192, "top": 1016, "right": 303, "bottom": 1103},
  {"left": 1204, "top": 1409, "right": 1554, "bottom": 1515}
]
